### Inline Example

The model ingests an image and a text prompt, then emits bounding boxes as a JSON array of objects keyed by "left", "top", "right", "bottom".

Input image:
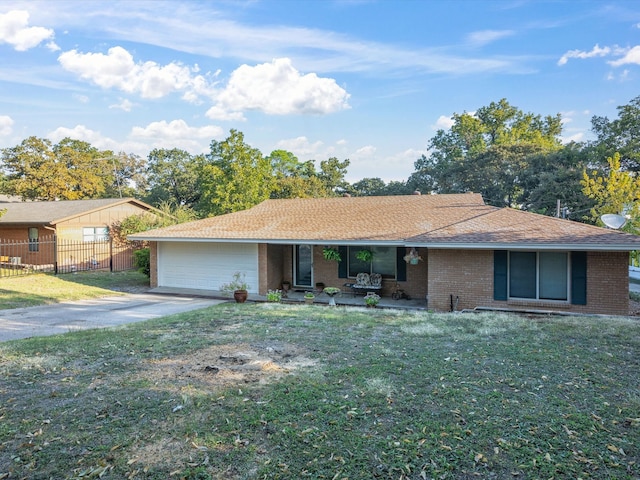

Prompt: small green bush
[
  {"left": 266, "top": 289, "right": 282, "bottom": 302},
  {"left": 134, "top": 248, "right": 151, "bottom": 277}
]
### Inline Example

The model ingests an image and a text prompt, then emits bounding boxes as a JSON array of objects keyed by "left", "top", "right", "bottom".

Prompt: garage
[{"left": 157, "top": 242, "right": 259, "bottom": 293}]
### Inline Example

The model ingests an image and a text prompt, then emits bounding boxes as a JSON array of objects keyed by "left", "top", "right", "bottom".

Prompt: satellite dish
[{"left": 601, "top": 213, "right": 627, "bottom": 230}]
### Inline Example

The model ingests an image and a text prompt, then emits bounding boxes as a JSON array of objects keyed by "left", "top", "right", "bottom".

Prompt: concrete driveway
[{"left": 0, "top": 293, "right": 225, "bottom": 342}]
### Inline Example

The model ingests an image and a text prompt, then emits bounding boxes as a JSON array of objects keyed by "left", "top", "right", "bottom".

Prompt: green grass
[
  {"left": 1, "top": 304, "right": 638, "bottom": 479},
  {"left": 0, "top": 271, "right": 149, "bottom": 309}
]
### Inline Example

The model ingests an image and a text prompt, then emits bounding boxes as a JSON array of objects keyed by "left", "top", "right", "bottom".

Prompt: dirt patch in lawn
[{"left": 138, "top": 341, "right": 318, "bottom": 391}]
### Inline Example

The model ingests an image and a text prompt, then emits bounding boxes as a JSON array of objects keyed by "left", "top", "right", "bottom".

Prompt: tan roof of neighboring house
[
  {"left": 0, "top": 198, "right": 155, "bottom": 225},
  {"left": 130, "top": 193, "right": 640, "bottom": 250}
]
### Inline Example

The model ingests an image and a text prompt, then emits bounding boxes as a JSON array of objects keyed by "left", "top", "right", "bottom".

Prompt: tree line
[{"left": 1, "top": 96, "right": 639, "bottom": 229}]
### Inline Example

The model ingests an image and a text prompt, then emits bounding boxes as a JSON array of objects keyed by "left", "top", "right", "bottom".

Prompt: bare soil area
[{"left": 138, "top": 341, "right": 318, "bottom": 392}]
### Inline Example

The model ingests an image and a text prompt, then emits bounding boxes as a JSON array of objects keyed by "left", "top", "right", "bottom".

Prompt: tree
[
  {"left": 350, "top": 177, "right": 387, "bottom": 196},
  {"left": 589, "top": 95, "right": 640, "bottom": 171},
  {"left": 53, "top": 138, "right": 107, "bottom": 199},
  {"left": 581, "top": 152, "right": 640, "bottom": 232},
  {"left": 101, "top": 151, "right": 147, "bottom": 199},
  {"left": 110, "top": 201, "right": 197, "bottom": 245},
  {"left": 0, "top": 136, "right": 144, "bottom": 201},
  {"left": 144, "top": 148, "right": 202, "bottom": 208},
  {"left": 521, "top": 144, "right": 594, "bottom": 221},
  {"left": 197, "top": 130, "right": 272, "bottom": 216},
  {"left": 1, "top": 136, "right": 113, "bottom": 200},
  {"left": 408, "top": 99, "right": 564, "bottom": 207},
  {"left": 267, "top": 150, "right": 329, "bottom": 199},
  {"left": 318, "top": 157, "right": 350, "bottom": 195}
]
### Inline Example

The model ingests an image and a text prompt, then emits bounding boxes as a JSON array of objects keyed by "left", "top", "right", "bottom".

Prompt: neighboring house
[
  {"left": 0, "top": 198, "right": 158, "bottom": 269},
  {"left": 130, "top": 194, "right": 640, "bottom": 316}
]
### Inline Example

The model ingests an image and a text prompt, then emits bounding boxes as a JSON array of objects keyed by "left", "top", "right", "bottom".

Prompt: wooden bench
[{"left": 344, "top": 273, "right": 382, "bottom": 296}]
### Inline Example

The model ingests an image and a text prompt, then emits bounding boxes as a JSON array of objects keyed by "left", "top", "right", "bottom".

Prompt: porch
[{"left": 150, "top": 286, "right": 429, "bottom": 310}]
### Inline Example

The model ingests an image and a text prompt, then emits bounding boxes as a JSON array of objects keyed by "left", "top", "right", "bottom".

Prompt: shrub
[
  {"left": 134, "top": 248, "right": 151, "bottom": 277},
  {"left": 266, "top": 289, "right": 282, "bottom": 302}
]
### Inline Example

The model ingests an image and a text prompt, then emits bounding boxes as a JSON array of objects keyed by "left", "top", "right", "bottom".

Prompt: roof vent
[
  {"left": 413, "top": 190, "right": 421, "bottom": 195},
  {"left": 342, "top": 193, "right": 351, "bottom": 197}
]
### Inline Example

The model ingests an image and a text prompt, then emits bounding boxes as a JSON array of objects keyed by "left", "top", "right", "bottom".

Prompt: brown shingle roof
[
  {"left": 131, "top": 193, "right": 640, "bottom": 250},
  {"left": 0, "top": 198, "right": 154, "bottom": 225},
  {"left": 407, "top": 207, "right": 640, "bottom": 249},
  {"left": 130, "top": 194, "right": 489, "bottom": 244}
]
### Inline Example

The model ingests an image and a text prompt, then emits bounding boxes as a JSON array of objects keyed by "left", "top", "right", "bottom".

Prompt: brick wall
[
  {"left": 427, "top": 249, "right": 494, "bottom": 311},
  {"left": 258, "top": 243, "right": 286, "bottom": 294},
  {"left": 149, "top": 241, "right": 158, "bottom": 288},
  {"left": 427, "top": 249, "right": 629, "bottom": 316}
]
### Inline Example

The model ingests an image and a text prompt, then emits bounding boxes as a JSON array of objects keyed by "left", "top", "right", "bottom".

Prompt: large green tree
[
  {"left": 520, "top": 143, "right": 594, "bottom": 221},
  {"left": 408, "top": 99, "right": 563, "bottom": 207},
  {"left": 197, "top": 130, "right": 272, "bottom": 216},
  {"left": 589, "top": 95, "right": 640, "bottom": 172},
  {"left": 317, "top": 157, "right": 351, "bottom": 194},
  {"left": 0, "top": 136, "right": 145, "bottom": 201},
  {"left": 582, "top": 152, "right": 640, "bottom": 232},
  {"left": 267, "top": 150, "right": 329, "bottom": 199},
  {"left": 1, "top": 136, "right": 112, "bottom": 200},
  {"left": 144, "top": 148, "right": 202, "bottom": 208}
]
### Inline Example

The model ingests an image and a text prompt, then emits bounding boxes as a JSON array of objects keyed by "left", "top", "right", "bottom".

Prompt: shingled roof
[
  {"left": 130, "top": 194, "right": 640, "bottom": 251},
  {"left": 0, "top": 198, "right": 155, "bottom": 225}
]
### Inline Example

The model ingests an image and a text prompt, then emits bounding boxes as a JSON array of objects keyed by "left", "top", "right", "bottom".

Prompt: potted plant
[
  {"left": 304, "top": 291, "right": 315, "bottom": 304},
  {"left": 266, "top": 289, "right": 282, "bottom": 303},
  {"left": 220, "top": 271, "right": 249, "bottom": 303},
  {"left": 323, "top": 286, "right": 341, "bottom": 306},
  {"left": 281, "top": 280, "right": 290, "bottom": 298},
  {"left": 364, "top": 292, "right": 381, "bottom": 308},
  {"left": 403, "top": 247, "right": 423, "bottom": 265},
  {"left": 322, "top": 247, "right": 342, "bottom": 262},
  {"left": 356, "top": 249, "right": 373, "bottom": 262}
]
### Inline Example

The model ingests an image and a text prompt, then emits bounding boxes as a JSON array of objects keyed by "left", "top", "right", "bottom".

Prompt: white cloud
[
  {"left": 557, "top": 44, "right": 611, "bottom": 66},
  {"left": 561, "top": 132, "right": 584, "bottom": 144},
  {"left": 205, "top": 105, "right": 246, "bottom": 121},
  {"left": 131, "top": 119, "right": 221, "bottom": 140},
  {"left": 47, "top": 124, "right": 106, "bottom": 145},
  {"left": 0, "top": 10, "right": 56, "bottom": 51},
  {"left": 433, "top": 115, "right": 455, "bottom": 130},
  {"left": 275, "top": 136, "right": 325, "bottom": 158},
  {"left": 47, "top": 121, "right": 222, "bottom": 157},
  {"left": 467, "top": 29, "right": 514, "bottom": 47},
  {"left": 58, "top": 46, "right": 217, "bottom": 101},
  {"left": 109, "top": 99, "right": 134, "bottom": 112},
  {"left": 0, "top": 115, "right": 14, "bottom": 136},
  {"left": 336, "top": 139, "right": 348, "bottom": 146},
  {"left": 130, "top": 119, "right": 223, "bottom": 152},
  {"left": 207, "top": 58, "right": 350, "bottom": 119},
  {"left": 609, "top": 45, "right": 640, "bottom": 67},
  {"left": 352, "top": 145, "right": 377, "bottom": 158},
  {"left": 73, "top": 93, "right": 89, "bottom": 104}
]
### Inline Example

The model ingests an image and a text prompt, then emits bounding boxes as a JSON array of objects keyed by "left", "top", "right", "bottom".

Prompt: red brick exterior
[
  {"left": 149, "top": 241, "right": 158, "bottom": 288},
  {"left": 426, "top": 249, "right": 629, "bottom": 316},
  {"left": 148, "top": 241, "right": 628, "bottom": 316}
]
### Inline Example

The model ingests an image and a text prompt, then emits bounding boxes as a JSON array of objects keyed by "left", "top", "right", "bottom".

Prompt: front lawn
[
  {"left": 0, "top": 304, "right": 638, "bottom": 479},
  {"left": 0, "top": 271, "right": 149, "bottom": 310}
]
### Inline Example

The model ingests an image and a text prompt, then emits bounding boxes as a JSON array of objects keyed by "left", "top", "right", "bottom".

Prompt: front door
[{"left": 294, "top": 245, "right": 313, "bottom": 288}]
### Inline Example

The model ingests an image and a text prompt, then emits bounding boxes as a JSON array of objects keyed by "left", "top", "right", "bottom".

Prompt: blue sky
[{"left": 1, "top": 1, "right": 639, "bottom": 182}]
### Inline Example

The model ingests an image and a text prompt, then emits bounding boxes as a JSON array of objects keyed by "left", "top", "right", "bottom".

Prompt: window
[
  {"left": 347, "top": 246, "right": 396, "bottom": 279},
  {"left": 509, "top": 251, "right": 568, "bottom": 301},
  {"left": 83, "top": 227, "right": 109, "bottom": 242},
  {"left": 28, "top": 228, "right": 39, "bottom": 252}
]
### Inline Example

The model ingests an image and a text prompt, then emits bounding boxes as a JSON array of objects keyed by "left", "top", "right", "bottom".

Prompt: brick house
[
  {"left": 130, "top": 194, "right": 640, "bottom": 316},
  {"left": 0, "top": 198, "right": 158, "bottom": 268}
]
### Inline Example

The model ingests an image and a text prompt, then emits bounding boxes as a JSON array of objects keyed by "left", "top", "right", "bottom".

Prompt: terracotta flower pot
[{"left": 233, "top": 290, "right": 248, "bottom": 303}]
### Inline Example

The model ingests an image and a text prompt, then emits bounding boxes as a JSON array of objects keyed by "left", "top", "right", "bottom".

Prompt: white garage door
[{"left": 158, "top": 242, "right": 259, "bottom": 293}]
